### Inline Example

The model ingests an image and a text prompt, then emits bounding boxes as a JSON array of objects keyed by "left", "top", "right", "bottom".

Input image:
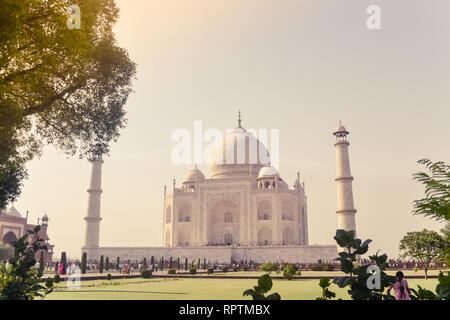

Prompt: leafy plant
[
  {"left": 282, "top": 264, "right": 295, "bottom": 280},
  {"left": 207, "top": 268, "right": 214, "bottom": 275},
  {"left": 53, "top": 274, "right": 60, "bottom": 284},
  {"left": 316, "top": 278, "right": 336, "bottom": 300},
  {"left": 410, "top": 285, "right": 437, "bottom": 300},
  {"left": 189, "top": 268, "right": 197, "bottom": 275},
  {"left": 168, "top": 269, "right": 176, "bottom": 274},
  {"left": 332, "top": 229, "right": 395, "bottom": 300},
  {"left": 260, "top": 261, "right": 279, "bottom": 274},
  {"left": 106, "top": 274, "right": 112, "bottom": 281},
  {"left": 436, "top": 271, "right": 450, "bottom": 300},
  {"left": 243, "top": 274, "right": 281, "bottom": 300},
  {"left": 412, "top": 159, "right": 450, "bottom": 222},
  {"left": 140, "top": 269, "right": 152, "bottom": 279},
  {"left": 221, "top": 267, "right": 228, "bottom": 273},
  {"left": 0, "top": 226, "right": 54, "bottom": 300}
]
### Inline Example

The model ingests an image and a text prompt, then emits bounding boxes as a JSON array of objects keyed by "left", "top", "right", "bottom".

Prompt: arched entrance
[
  {"left": 257, "top": 227, "right": 272, "bottom": 246},
  {"left": 207, "top": 199, "right": 239, "bottom": 245},
  {"left": 2, "top": 231, "right": 17, "bottom": 244}
]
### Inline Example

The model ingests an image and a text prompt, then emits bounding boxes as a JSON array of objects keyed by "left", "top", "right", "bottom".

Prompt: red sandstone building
[{"left": 0, "top": 206, "right": 54, "bottom": 262}]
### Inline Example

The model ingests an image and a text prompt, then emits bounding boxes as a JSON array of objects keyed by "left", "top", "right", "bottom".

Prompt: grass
[{"left": 45, "top": 272, "right": 443, "bottom": 300}]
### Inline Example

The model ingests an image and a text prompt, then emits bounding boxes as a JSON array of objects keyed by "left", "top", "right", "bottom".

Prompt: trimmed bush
[
  {"left": 141, "top": 269, "right": 153, "bottom": 278},
  {"left": 233, "top": 266, "right": 239, "bottom": 272},
  {"left": 282, "top": 264, "right": 296, "bottom": 280},
  {"left": 99, "top": 255, "right": 104, "bottom": 273},
  {"left": 189, "top": 268, "right": 197, "bottom": 275},
  {"left": 54, "top": 274, "right": 61, "bottom": 283},
  {"left": 106, "top": 273, "right": 112, "bottom": 281},
  {"left": 207, "top": 268, "right": 214, "bottom": 275},
  {"left": 311, "top": 263, "right": 334, "bottom": 271},
  {"left": 221, "top": 267, "right": 228, "bottom": 273},
  {"left": 105, "top": 257, "right": 110, "bottom": 271},
  {"left": 260, "top": 261, "right": 279, "bottom": 273},
  {"left": 81, "top": 252, "right": 87, "bottom": 274},
  {"left": 60, "top": 252, "right": 67, "bottom": 275},
  {"left": 168, "top": 269, "right": 176, "bottom": 274}
]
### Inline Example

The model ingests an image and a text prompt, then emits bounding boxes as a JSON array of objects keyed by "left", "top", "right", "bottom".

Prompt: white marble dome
[
  {"left": 209, "top": 125, "right": 270, "bottom": 179},
  {"left": 258, "top": 165, "right": 279, "bottom": 178}
]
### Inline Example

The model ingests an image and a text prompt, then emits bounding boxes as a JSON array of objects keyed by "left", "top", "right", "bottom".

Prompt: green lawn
[{"left": 45, "top": 274, "right": 441, "bottom": 300}]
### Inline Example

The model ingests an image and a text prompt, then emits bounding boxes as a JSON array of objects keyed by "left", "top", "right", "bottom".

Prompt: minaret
[
  {"left": 82, "top": 155, "right": 103, "bottom": 254},
  {"left": 333, "top": 122, "right": 357, "bottom": 233}
]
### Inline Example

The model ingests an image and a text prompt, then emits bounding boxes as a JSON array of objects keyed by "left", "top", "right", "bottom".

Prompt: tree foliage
[
  {"left": 0, "top": 226, "right": 53, "bottom": 300},
  {"left": 399, "top": 229, "right": 448, "bottom": 278},
  {"left": 413, "top": 159, "right": 450, "bottom": 221},
  {"left": 243, "top": 274, "right": 281, "bottom": 300},
  {"left": 332, "top": 229, "right": 395, "bottom": 300},
  {"left": 0, "top": 0, "right": 136, "bottom": 209}
]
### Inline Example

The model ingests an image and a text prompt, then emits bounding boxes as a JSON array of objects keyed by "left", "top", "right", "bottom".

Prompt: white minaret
[
  {"left": 82, "top": 156, "right": 103, "bottom": 253},
  {"left": 333, "top": 122, "right": 357, "bottom": 233}
]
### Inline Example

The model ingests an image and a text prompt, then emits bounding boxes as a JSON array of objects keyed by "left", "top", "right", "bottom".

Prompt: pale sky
[{"left": 14, "top": 0, "right": 449, "bottom": 259}]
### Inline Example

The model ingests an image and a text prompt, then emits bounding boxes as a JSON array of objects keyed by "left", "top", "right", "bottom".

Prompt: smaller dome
[
  {"left": 333, "top": 122, "right": 349, "bottom": 136},
  {"left": 6, "top": 206, "right": 22, "bottom": 218},
  {"left": 258, "top": 165, "right": 279, "bottom": 178},
  {"left": 185, "top": 168, "right": 205, "bottom": 182}
]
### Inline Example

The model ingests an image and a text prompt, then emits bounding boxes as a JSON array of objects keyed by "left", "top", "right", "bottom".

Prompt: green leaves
[
  {"left": 243, "top": 274, "right": 281, "bottom": 300},
  {"left": 399, "top": 229, "right": 447, "bottom": 277},
  {"left": 334, "top": 229, "right": 356, "bottom": 248},
  {"left": 0, "top": 0, "right": 136, "bottom": 209},
  {"left": 436, "top": 271, "right": 450, "bottom": 300},
  {"left": 413, "top": 159, "right": 450, "bottom": 222},
  {"left": 0, "top": 226, "right": 53, "bottom": 300},
  {"left": 332, "top": 229, "right": 395, "bottom": 300},
  {"left": 317, "top": 278, "right": 336, "bottom": 300},
  {"left": 258, "top": 274, "right": 273, "bottom": 292},
  {"left": 333, "top": 276, "right": 354, "bottom": 288},
  {"left": 410, "top": 285, "right": 437, "bottom": 300}
]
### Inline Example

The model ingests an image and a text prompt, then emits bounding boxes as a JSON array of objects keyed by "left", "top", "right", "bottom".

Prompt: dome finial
[{"left": 238, "top": 110, "right": 242, "bottom": 127}]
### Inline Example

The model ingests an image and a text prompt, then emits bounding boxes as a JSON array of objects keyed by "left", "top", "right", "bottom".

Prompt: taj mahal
[{"left": 82, "top": 115, "right": 357, "bottom": 264}]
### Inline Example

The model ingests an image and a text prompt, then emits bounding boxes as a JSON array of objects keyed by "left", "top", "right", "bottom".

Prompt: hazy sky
[{"left": 14, "top": 0, "right": 449, "bottom": 259}]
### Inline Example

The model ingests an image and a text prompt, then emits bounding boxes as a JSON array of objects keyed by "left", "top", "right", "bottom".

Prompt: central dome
[{"left": 209, "top": 124, "right": 270, "bottom": 179}]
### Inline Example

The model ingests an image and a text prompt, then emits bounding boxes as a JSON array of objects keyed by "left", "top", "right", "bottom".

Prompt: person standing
[{"left": 387, "top": 271, "right": 411, "bottom": 300}]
